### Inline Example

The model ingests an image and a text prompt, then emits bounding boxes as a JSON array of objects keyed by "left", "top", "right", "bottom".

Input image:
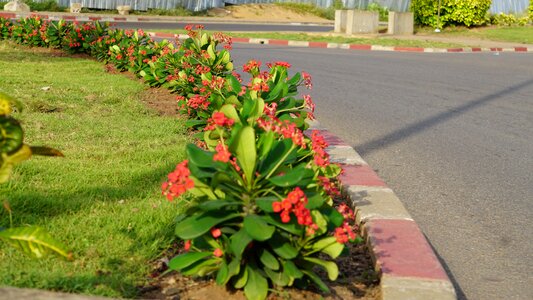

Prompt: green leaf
[
  {"left": 232, "top": 126, "right": 256, "bottom": 185},
  {"left": 262, "top": 214, "right": 303, "bottom": 236},
  {"left": 233, "top": 265, "right": 248, "bottom": 289},
  {"left": 227, "top": 75, "right": 241, "bottom": 93},
  {"left": 255, "top": 196, "right": 277, "bottom": 213},
  {"left": 175, "top": 211, "right": 241, "bottom": 240},
  {"left": 197, "top": 200, "right": 242, "bottom": 211},
  {"left": 310, "top": 237, "right": 344, "bottom": 259},
  {"left": 185, "top": 119, "right": 207, "bottom": 128},
  {"left": 302, "top": 269, "right": 330, "bottom": 293},
  {"left": 181, "top": 258, "right": 219, "bottom": 276},
  {"left": 186, "top": 143, "right": 215, "bottom": 168},
  {"left": 264, "top": 267, "right": 290, "bottom": 287},
  {"left": 243, "top": 215, "right": 275, "bottom": 241},
  {"left": 305, "top": 192, "right": 325, "bottom": 209},
  {"left": 216, "top": 259, "right": 229, "bottom": 285},
  {"left": 0, "top": 226, "right": 71, "bottom": 259},
  {"left": 168, "top": 252, "right": 212, "bottom": 271},
  {"left": 269, "top": 233, "right": 298, "bottom": 259},
  {"left": 259, "top": 248, "right": 279, "bottom": 270},
  {"left": 303, "top": 257, "right": 339, "bottom": 281},
  {"left": 244, "top": 265, "right": 268, "bottom": 300},
  {"left": 230, "top": 228, "right": 252, "bottom": 259},
  {"left": 258, "top": 139, "right": 295, "bottom": 176},
  {"left": 282, "top": 260, "right": 303, "bottom": 279},
  {"left": 268, "top": 164, "right": 314, "bottom": 187},
  {"left": 321, "top": 206, "right": 344, "bottom": 228},
  {"left": 219, "top": 104, "right": 241, "bottom": 123},
  {"left": 286, "top": 72, "right": 301, "bottom": 86}
]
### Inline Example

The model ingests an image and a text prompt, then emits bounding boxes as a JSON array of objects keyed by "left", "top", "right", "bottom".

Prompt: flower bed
[{"left": 0, "top": 17, "right": 376, "bottom": 299}]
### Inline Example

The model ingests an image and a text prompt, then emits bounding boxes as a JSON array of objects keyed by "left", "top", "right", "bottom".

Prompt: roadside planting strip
[{"left": 1, "top": 11, "right": 461, "bottom": 299}]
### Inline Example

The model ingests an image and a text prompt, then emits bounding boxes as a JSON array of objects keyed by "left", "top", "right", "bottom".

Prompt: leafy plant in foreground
[{"left": 0, "top": 92, "right": 70, "bottom": 259}]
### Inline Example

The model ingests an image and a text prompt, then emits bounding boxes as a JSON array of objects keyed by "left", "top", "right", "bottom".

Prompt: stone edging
[
  {"left": 146, "top": 31, "right": 533, "bottom": 54},
  {"left": 306, "top": 120, "right": 457, "bottom": 300}
]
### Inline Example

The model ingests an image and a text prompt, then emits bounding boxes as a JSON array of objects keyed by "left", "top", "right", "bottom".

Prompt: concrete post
[
  {"left": 388, "top": 12, "right": 414, "bottom": 35},
  {"left": 347, "top": 10, "right": 379, "bottom": 35},
  {"left": 334, "top": 10, "right": 347, "bottom": 33}
]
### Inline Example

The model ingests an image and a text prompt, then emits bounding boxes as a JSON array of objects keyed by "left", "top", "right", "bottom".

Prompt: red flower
[
  {"left": 311, "top": 130, "right": 330, "bottom": 168},
  {"left": 211, "top": 228, "right": 222, "bottom": 238},
  {"left": 213, "top": 248, "right": 223, "bottom": 257},
  {"left": 334, "top": 222, "right": 357, "bottom": 244},
  {"left": 184, "top": 240, "right": 191, "bottom": 251},
  {"left": 274, "top": 61, "right": 291, "bottom": 68},
  {"left": 162, "top": 160, "right": 194, "bottom": 201},
  {"left": 302, "top": 71, "right": 313, "bottom": 89},
  {"left": 213, "top": 143, "right": 231, "bottom": 163},
  {"left": 272, "top": 187, "right": 317, "bottom": 235},
  {"left": 243, "top": 60, "right": 261, "bottom": 73}
]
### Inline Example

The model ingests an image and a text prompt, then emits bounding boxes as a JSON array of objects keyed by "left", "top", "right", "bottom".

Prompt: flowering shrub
[
  {"left": 10, "top": 17, "right": 48, "bottom": 47},
  {"left": 0, "top": 17, "right": 13, "bottom": 40},
  {"left": 161, "top": 72, "right": 356, "bottom": 298}
]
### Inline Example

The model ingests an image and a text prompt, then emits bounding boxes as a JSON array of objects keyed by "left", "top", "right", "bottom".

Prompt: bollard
[{"left": 388, "top": 12, "right": 414, "bottom": 35}]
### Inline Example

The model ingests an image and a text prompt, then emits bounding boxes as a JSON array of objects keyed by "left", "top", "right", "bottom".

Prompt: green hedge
[{"left": 410, "top": 0, "right": 492, "bottom": 27}]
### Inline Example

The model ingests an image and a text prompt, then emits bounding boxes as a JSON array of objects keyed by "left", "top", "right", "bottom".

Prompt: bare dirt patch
[{"left": 217, "top": 4, "right": 330, "bottom": 23}]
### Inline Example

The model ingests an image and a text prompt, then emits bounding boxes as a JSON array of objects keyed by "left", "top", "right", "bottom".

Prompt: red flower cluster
[
  {"left": 334, "top": 222, "right": 357, "bottom": 244},
  {"left": 243, "top": 59, "right": 261, "bottom": 73},
  {"left": 272, "top": 187, "right": 318, "bottom": 235},
  {"left": 186, "top": 94, "right": 210, "bottom": 112},
  {"left": 213, "top": 143, "right": 231, "bottom": 163},
  {"left": 311, "top": 130, "right": 330, "bottom": 167},
  {"left": 162, "top": 160, "right": 194, "bottom": 201},
  {"left": 205, "top": 112, "right": 235, "bottom": 131},
  {"left": 336, "top": 203, "right": 355, "bottom": 220},
  {"left": 258, "top": 117, "right": 306, "bottom": 149},
  {"left": 302, "top": 71, "right": 313, "bottom": 89},
  {"left": 318, "top": 176, "right": 340, "bottom": 197}
]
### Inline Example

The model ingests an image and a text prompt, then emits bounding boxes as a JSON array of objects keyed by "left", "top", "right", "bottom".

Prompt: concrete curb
[
  {"left": 307, "top": 120, "right": 457, "bottom": 300},
  {"left": 148, "top": 31, "right": 533, "bottom": 54}
]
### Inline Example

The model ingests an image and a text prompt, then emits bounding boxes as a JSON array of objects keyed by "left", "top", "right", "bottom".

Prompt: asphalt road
[
  {"left": 113, "top": 21, "right": 332, "bottom": 32},
  {"left": 227, "top": 44, "right": 533, "bottom": 300}
]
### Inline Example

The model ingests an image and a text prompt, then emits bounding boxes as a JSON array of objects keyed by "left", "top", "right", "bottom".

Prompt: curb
[
  {"left": 147, "top": 31, "right": 533, "bottom": 54},
  {"left": 306, "top": 120, "right": 457, "bottom": 300}
]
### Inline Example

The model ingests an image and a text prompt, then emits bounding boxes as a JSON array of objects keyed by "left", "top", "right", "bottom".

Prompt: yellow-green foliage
[
  {"left": 529, "top": 0, "right": 533, "bottom": 21},
  {"left": 491, "top": 13, "right": 530, "bottom": 26},
  {"left": 411, "top": 0, "right": 492, "bottom": 27}
]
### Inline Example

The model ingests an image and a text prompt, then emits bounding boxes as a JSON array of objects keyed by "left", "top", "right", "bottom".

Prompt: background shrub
[{"left": 411, "top": 0, "right": 492, "bottom": 27}]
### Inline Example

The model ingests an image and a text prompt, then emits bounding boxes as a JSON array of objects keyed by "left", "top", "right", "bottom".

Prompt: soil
[
  {"left": 138, "top": 239, "right": 380, "bottom": 300},
  {"left": 212, "top": 4, "right": 331, "bottom": 24}
]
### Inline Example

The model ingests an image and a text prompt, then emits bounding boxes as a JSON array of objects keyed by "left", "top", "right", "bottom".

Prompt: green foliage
[
  {"left": 529, "top": 0, "right": 533, "bottom": 22},
  {"left": 411, "top": 0, "right": 492, "bottom": 27},
  {"left": 490, "top": 13, "right": 530, "bottom": 26},
  {"left": 274, "top": 1, "right": 342, "bottom": 20},
  {"left": 367, "top": 2, "right": 389, "bottom": 22},
  {"left": 22, "top": 0, "right": 66, "bottom": 12}
]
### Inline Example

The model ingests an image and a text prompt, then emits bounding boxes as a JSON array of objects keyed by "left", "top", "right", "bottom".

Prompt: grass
[
  {"left": 0, "top": 42, "right": 189, "bottom": 297},
  {"left": 416, "top": 25, "right": 533, "bottom": 44},
  {"left": 155, "top": 29, "right": 462, "bottom": 48},
  {"left": 274, "top": 2, "right": 341, "bottom": 20}
]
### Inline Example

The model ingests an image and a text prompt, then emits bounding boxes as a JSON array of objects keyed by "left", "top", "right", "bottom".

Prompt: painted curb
[
  {"left": 307, "top": 120, "right": 457, "bottom": 300},
  {"left": 147, "top": 31, "right": 533, "bottom": 54}
]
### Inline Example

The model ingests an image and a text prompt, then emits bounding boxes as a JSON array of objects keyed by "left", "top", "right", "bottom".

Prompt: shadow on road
[{"left": 355, "top": 78, "right": 533, "bottom": 156}]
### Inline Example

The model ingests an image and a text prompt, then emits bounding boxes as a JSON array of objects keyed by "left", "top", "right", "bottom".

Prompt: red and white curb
[
  {"left": 147, "top": 31, "right": 533, "bottom": 54},
  {"left": 306, "top": 120, "right": 457, "bottom": 300}
]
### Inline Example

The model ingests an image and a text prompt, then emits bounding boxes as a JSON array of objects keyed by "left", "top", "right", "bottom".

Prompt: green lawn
[
  {"left": 416, "top": 25, "right": 533, "bottom": 44},
  {"left": 0, "top": 42, "right": 189, "bottom": 297}
]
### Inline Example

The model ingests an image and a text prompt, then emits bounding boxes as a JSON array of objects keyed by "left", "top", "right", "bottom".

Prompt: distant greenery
[
  {"left": 0, "top": 0, "right": 65, "bottom": 11},
  {"left": 367, "top": 2, "right": 389, "bottom": 22},
  {"left": 275, "top": 0, "right": 343, "bottom": 20}
]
